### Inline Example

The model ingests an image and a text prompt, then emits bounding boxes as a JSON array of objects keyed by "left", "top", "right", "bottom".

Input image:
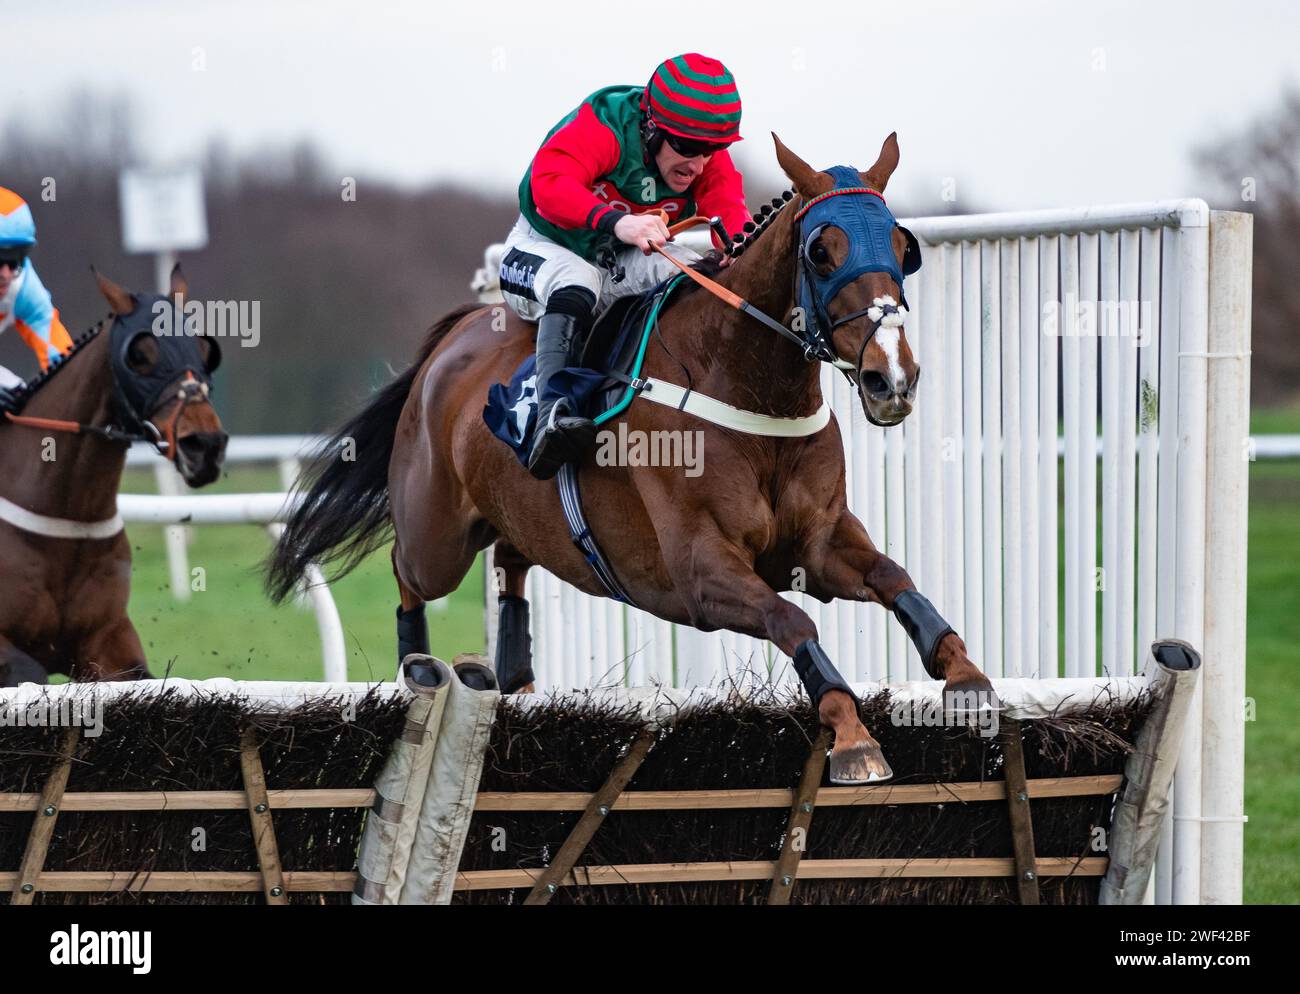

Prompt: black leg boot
[
  {"left": 396, "top": 603, "right": 428, "bottom": 667},
  {"left": 494, "top": 595, "right": 535, "bottom": 693},
  {"left": 527, "top": 309, "right": 596, "bottom": 481}
]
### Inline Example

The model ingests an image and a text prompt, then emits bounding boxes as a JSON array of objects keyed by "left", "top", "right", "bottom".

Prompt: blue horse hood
[{"left": 797, "top": 165, "right": 921, "bottom": 303}]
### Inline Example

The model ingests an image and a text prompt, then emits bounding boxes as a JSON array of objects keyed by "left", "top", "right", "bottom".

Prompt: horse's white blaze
[{"left": 874, "top": 326, "right": 906, "bottom": 393}]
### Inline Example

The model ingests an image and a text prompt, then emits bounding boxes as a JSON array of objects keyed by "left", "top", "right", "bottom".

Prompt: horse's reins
[
  {"left": 6, "top": 376, "right": 206, "bottom": 461},
  {"left": 645, "top": 204, "right": 898, "bottom": 381},
  {"left": 4, "top": 410, "right": 147, "bottom": 444},
  {"left": 647, "top": 213, "right": 821, "bottom": 359}
]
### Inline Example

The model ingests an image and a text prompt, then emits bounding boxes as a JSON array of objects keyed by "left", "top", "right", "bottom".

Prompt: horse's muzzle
[
  {"left": 176, "top": 430, "right": 228, "bottom": 486},
  {"left": 857, "top": 377, "right": 912, "bottom": 428}
]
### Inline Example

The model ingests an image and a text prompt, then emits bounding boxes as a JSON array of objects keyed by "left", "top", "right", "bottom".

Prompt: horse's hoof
[
  {"left": 942, "top": 677, "right": 1003, "bottom": 730},
  {"left": 829, "top": 741, "right": 893, "bottom": 786}
]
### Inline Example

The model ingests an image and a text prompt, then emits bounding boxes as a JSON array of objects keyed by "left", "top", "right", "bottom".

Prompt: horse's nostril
[
  {"left": 179, "top": 432, "right": 227, "bottom": 462},
  {"left": 859, "top": 371, "right": 891, "bottom": 397}
]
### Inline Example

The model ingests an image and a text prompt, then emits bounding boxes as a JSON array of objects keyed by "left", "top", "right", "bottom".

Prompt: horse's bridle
[
  {"left": 650, "top": 167, "right": 921, "bottom": 390},
  {"left": 788, "top": 166, "right": 922, "bottom": 383},
  {"left": 125, "top": 371, "right": 211, "bottom": 458}
]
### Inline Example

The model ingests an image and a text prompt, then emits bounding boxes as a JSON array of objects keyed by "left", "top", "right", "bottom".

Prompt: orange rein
[
  {"left": 4, "top": 411, "right": 84, "bottom": 434},
  {"left": 2, "top": 368, "right": 204, "bottom": 462},
  {"left": 640, "top": 211, "right": 816, "bottom": 360},
  {"left": 647, "top": 212, "right": 746, "bottom": 311}
]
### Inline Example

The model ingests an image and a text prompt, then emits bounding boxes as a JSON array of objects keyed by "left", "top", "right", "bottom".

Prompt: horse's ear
[
  {"left": 772, "top": 133, "right": 831, "bottom": 198},
  {"left": 861, "top": 132, "right": 900, "bottom": 193},
  {"left": 170, "top": 262, "right": 188, "bottom": 305},
  {"left": 197, "top": 333, "right": 222, "bottom": 374},
  {"left": 92, "top": 266, "right": 135, "bottom": 316}
]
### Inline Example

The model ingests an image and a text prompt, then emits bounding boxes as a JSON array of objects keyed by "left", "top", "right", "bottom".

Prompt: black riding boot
[{"left": 527, "top": 308, "right": 596, "bottom": 480}]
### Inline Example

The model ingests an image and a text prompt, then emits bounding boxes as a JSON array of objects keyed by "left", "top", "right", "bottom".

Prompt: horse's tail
[{"left": 264, "top": 304, "right": 479, "bottom": 604}]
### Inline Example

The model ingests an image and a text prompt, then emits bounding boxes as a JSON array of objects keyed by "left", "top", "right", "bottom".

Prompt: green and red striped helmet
[{"left": 643, "top": 53, "right": 742, "bottom": 145}]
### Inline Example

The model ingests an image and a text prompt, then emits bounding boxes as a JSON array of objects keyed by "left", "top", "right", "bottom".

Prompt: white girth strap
[
  {"left": 636, "top": 378, "right": 831, "bottom": 437},
  {"left": 0, "top": 495, "right": 124, "bottom": 540}
]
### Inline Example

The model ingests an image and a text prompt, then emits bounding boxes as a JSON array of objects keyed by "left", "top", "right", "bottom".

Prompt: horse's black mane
[
  {"left": 681, "top": 187, "right": 797, "bottom": 287},
  {"left": 13, "top": 315, "right": 110, "bottom": 403},
  {"left": 724, "top": 188, "right": 796, "bottom": 259}
]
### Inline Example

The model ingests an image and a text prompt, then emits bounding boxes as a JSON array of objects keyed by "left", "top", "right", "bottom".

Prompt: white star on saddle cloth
[{"left": 509, "top": 373, "right": 537, "bottom": 439}]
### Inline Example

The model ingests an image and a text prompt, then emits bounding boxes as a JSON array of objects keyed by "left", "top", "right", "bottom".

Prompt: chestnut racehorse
[
  {"left": 0, "top": 267, "right": 227, "bottom": 684},
  {"left": 268, "top": 135, "right": 995, "bottom": 784}
]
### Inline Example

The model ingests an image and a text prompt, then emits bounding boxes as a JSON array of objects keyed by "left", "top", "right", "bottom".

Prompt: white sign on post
[
  {"left": 118, "top": 166, "right": 210, "bottom": 605},
  {"left": 119, "top": 167, "right": 208, "bottom": 254}
]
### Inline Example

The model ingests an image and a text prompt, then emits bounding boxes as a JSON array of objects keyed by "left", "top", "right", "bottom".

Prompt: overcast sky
[{"left": 8, "top": 0, "right": 1297, "bottom": 211}]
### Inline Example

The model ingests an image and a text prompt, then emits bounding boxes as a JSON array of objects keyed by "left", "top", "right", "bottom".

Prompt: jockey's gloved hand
[
  {"left": 614, "top": 212, "right": 671, "bottom": 254},
  {"left": 0, "top": 383, "right": 24, "bottom": 416}
]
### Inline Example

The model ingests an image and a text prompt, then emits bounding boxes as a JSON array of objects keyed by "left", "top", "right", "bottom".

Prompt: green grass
[
  {"left": 110, "top": 416, "right": 1300, "bottom": 902},
  {"left": 1243, "top": 392, "right": 1300, "bottom": 900},
  {"left": 1242, "top": 455, "right": 1300, "bottom": 904},
  {"left": 1250, "top": 402, "right": 1300, "bottom": 435},
  {"left": 118, "top": 466, "right": 485, "bottom": 684}
]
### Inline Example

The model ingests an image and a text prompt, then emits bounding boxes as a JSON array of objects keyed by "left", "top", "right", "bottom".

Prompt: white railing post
[
  {"left": 1171, "top": 201, "right": 1211, "bottom": 906},
  {"left": 153, "top": 460, "right": 192, "bottom": 601},
  {"left": 262, "top": 520, "right": 347, "bottom": 682},
  {"left": 301, "top": 559, "right": 349, "bottom": 683},
  {"left": 276, "top": 456, "right": 312, "bottom": 611},
  {"left": 1199, "top": 210, "right": 1253, "bottom": 905}
]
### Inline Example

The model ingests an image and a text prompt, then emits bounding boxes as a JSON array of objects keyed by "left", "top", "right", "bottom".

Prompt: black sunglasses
[
  {"left": 663, "top": 132, "right": 727, "bottom": 159},
  {"left": 0, "top": 248, "right": 27, "bottom": 270}
]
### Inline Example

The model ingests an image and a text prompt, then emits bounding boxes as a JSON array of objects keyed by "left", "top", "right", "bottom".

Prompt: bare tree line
[
  {"left": 1196, "top": 87, "right": 1300, "bottom": 407},
  {"left": 0, "top": 92, "right": 519, "bottom": 433}
]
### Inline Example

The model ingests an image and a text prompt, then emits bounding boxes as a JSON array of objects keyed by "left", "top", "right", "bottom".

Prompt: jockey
[
  {"left": 502, "top": 53, "right": 750, "bottom": 480},
  {"left": 0, "top": 186, "right": 73, "bottom": 415}
]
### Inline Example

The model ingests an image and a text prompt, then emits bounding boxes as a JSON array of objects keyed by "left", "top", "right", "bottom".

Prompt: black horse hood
[{"left": 109, "top": 294, "right": 219, "bottom": 426}]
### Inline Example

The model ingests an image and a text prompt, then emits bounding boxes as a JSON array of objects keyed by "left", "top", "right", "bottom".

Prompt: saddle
[
  {"left": 482, "top": 279, "right": 681, "bottom": 465},
  {"left": 581, "top": 290, "right": 664, "bottom": 418}
]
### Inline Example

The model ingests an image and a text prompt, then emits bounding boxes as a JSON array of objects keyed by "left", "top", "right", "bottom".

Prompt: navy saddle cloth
[{"left": 482, "top": 284, "right": 669, "bottom": 466}]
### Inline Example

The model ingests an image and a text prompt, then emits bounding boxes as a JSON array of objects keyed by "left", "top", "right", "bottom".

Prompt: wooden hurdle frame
[
  {"left": 5, "top": 717, "right": 1114, "bottom": 904},
  {"left": 1, "top": 643, "right": 1197, "bottom": 905}
]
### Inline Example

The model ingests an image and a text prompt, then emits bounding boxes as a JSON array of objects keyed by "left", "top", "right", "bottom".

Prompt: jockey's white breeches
[{"left": 497, "top": 215, "right": 701, "bottom": 321}]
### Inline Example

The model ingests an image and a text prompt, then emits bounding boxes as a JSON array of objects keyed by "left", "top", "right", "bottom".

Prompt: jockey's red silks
[{"left": 519, "top": 85, "right": 748, "bottom": 263}]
